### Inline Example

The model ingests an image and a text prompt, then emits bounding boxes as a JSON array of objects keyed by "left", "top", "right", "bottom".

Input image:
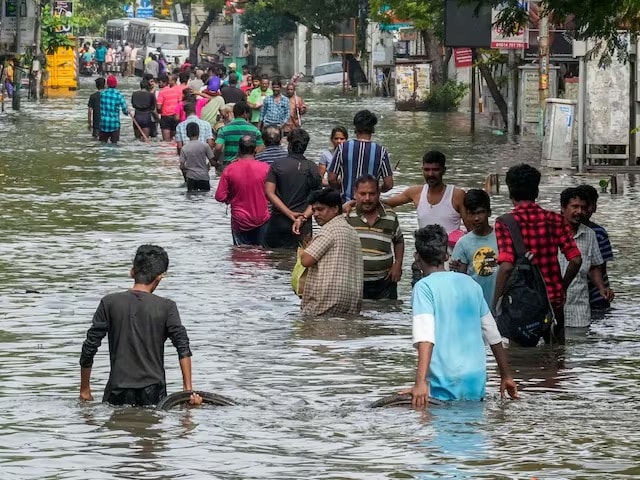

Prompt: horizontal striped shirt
[
  {"left": 328, "top": 139, "right": 392, "bottom": 202},
  {"left": 215, "top": 119, "right": 264, "bottom": 165},
  {"left": 347, "top": 204, "right": 403, "bottom": 281}
]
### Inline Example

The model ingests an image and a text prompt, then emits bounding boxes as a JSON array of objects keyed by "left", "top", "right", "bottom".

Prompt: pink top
[
  {"left": 215, "top": 158, "right": 270, "bottom": 232},
  {"left": 175, "top": 97, "right": 209, "bottom": 121}
]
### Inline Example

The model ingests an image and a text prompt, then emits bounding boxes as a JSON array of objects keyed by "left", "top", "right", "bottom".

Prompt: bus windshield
[{"left": 147, "top": 33, "right": 189, "bottom": 50}]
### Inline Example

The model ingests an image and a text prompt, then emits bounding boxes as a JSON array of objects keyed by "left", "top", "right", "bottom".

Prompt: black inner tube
[
  {"left": 157, "top": 390, "right": 237, "bottom": 410},
  {"left": 369, "top": 393, "right": 445, "bottom": 408}
]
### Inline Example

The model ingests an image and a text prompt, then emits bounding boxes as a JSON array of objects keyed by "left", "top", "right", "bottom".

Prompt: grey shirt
[
  {"left": 145, "top": 60, "right": 159, "bottom": 78},
  {"left": 180, "top": 140, "right": 214, "bottom": 181}
]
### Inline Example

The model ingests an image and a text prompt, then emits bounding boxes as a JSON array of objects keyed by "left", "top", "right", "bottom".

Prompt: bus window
[{"left": 148, "top": 33, "right": 189, "bottom": 50}]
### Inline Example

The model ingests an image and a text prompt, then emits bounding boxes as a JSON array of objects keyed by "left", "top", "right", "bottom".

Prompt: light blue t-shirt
[
  {"left": 412, "top": 272, "right": 491, "bottom": 401},
  {"left": 451, "top": 230, "right": 498, "bottom": 307}
]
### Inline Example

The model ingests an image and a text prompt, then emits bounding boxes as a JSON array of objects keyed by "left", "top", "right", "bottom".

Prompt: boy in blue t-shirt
[
  {"left": 403, "top": 225, "right": 518, "bottom": 407},
  {"left": 450, "top": 189, "right": 498, "bottom": 306}
]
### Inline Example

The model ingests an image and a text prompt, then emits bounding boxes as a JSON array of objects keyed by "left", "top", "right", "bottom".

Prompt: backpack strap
[{"left": 498, "top": 213, "right": 527, "bottom": 260}]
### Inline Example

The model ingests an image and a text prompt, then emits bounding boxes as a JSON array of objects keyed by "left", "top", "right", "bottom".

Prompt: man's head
[
  {"left": 272, "top": 79, "right": 283, "bottom": 96},
  {"left": 233, "top": 100, "right": 251, "bottom": 120},
  {"left": 307, "top": 188, "right": 343, "bottom": 226},
  {"left": 354, "top": 174, "right": 380, "bottom": 213},
  {"left": 179, "top": 70, "right": 190, "bottom": 85},
  {"left": 252, "top": 76, "right": 261, "bottom": 88},
  {"left": 186, "top": 122, "right": 200, "bottom": 139},
  {"left": 414, "top": 225, "right": 448, "bottom": 267},
  {"left": 505, "top": 163, "right": 541, "bottom": 203},
  {"left": 174, "top": 56, "right": 180, "bottom": 64},
  {"left": 169, "top": 74, "right": 178, "bottom": 87},
  {"left": 238, "top": 135, "right": 257, "bottom": 157},
  {"left": 184, "top": 101, "right": 196, "bottom": 117},
  {"left": 287, "top": 128, "right": 310, "bottom": 154},
  {"left": 285, "top": 83, "right": 296, "bottom": 98},
  {"left": 220, "top": 103, "right": 235, "bottom": 122},
  {"left": 561, "top": 187, "right": 588, "bottom": 227},
  {"left": 106, "top": 75, "right": 118, "bottom": 89},
  {"left": 260, "top": 75, "right": 270, "bottom": 92},
  {"left": 353, "top": 109, "right": 378, "bottom": 135},
  {"left": 463, "top": 189, "right": 491, "bottom": 234},
  {"left": 262, "top": 125, "right": 282, "bottom": 147},
  {"left": 228, "top": 72, "right": 238, "bottom": 86},
  {"left": 95, "top": 77, "right": 105, "bottom": 90},
  {"left": 228, "top": 62, "right": 237, "bottom": 72},
  {"left": 157, "top": 74, "right": 169, "bottom": 88},
  {"left": 577, "top": 184, "right": 599, "bottom": 220},
  {"left": 130, "top": 245, "right": 169, "bottom": 287},
  {"left": 422, "top": 150, "right": 446, "bottom": 187}
]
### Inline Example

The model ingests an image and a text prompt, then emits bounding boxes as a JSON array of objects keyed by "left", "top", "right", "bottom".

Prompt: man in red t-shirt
[
  {"left": 215, "top": 135, "right": 270, "bottom": 246},
  {"left": 493, "top": 164, "right": 582, "bottom": 344},
  {"left": 156, "top": 74, "right": 181, "bottom": 141}
]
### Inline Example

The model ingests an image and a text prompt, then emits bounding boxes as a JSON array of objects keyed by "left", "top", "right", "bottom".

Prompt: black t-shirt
[
  {"left": 88, "top": 91, "right": 101, "bottom": 128},
  {"left": 131, "top": 89, "right": 156, "bottom": 112},
  {"left": 80, "top": 290, "right": 192, "bottom": 395},
  {"left": 266, "top": 153, "right": 322, "bottom": 214},
  {"left": 221, "top": 85, "right": 247, "bottom": 105}
]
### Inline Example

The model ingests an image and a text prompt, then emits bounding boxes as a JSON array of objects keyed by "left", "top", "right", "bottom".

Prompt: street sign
[
  {"left": 454, "top": 48, "right": 473, "bottom": 68},
  {"left": 136, "top": 6, "right": 154, "bottom": 18},
  {"left": 53, "top": 0, "right": 73, "bottom": 33},
  {"left": 491, "top": 2, "right": 529, "bottom": 49},
  {"left": 123, "top": 4, "right": 134, "bottom": 17}
]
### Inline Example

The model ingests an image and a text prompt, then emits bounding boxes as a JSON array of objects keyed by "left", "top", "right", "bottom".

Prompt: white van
[
  {"left": 313, "top": 61, "right": 345, "bottom": 86},
  {"left": 126, "top": 18, "right": 190, "bottom": 73}
]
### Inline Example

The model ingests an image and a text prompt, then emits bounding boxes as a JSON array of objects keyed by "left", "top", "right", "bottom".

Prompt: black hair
[
  {"left": 272, "top": 79, "right": 283, "bottom": 87},
  {"left": 179, "top": 71, "right": 190, "bottom": 84},
  {"left": 157, "top": 73, "right": 169, "bottom": 84},
  {"left": 415, "top": 225, "right": 448, "bottom": 267},
  {"left": 228, "top": 72, "right": 238, "bottom": 85},
  {"left": 355, "top": 174, "right": 379, "bottom": 191},
  {"left": 560, "top": 187, "right": 589, "bottom": 208},
  {"left": 142, "top": 73, "right": 154, "bottom": 82},
  {"left": 505, "top": 164, "right": 541, "bottom": 202},
  {"left": 287, "top": 128, "right": 310, "bottom": 154},
  {"left": 233, "top": 100, "right": 251, "bottom": 117},
  {"left": 95, "top": 77, "right": 105, "bottom": 89},
  {"left": 464, "top": 189, "right": 491, "bottom": 213},
  {"left": 140, "top": 79, "right": 150, "bottom": 90},
  {"left": 132, "top": 245, "right": 169, "bottom": 284},
  {"left": 186, "top": 122, "right": 199, "bottom": 138},
  {"left": 261, "top": 74, "right": 270, "bottom": 80},
  {"left": 184, "top": 101, "right": 196, "bottom": 115},
  {"left": 238, "top": 135, "right": 257, "bottom": 155},
  {"left": 423, "top": 150, "right": 446, "bottom": 167},
  {"left": 261, "top": 125, "right": 282, "bottom": 146},
  {"left": 330, "top": 126, "right": 348, "bottom": 140},
  {"left": 353, "top": 109, "right": 377, "bottom": 135},
  {"left": 577, "top": 184, "right": 599, "bottom": 205},
  {"left": 307, "top": 188, "right": 343, "bottom": 213}
]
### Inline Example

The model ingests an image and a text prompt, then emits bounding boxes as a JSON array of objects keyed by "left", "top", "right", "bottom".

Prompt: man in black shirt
[
  {"left": 79, "top": 245, "right": 201, "bottom": 406},
  {"left": 264, "top": 128, "right": 322, "bottom": 249},
  {"left": 220, "top": 72, "right": 247, "bottom": 104},
  {"left": 87, "top": 77, "right": 105, "bottom": 138}
]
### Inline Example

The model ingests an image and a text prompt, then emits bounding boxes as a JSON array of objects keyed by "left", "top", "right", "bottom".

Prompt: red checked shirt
[{"left": 495, "top": 201, "right": 581, "bottom": 307}]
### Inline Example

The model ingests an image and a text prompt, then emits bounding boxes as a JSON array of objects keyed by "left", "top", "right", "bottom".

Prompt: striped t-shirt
[
  {"left": 215, "top": 119, "right": 264, "bottom": 165},
  {"left": 328, "top": 139, "right": 393, "bottom": 201},
  {"left": 347, "top": 205, "right": 403, "bottom": 281},
  {"left": 586, "top": 221, "right": 614, "bottom": 309}
]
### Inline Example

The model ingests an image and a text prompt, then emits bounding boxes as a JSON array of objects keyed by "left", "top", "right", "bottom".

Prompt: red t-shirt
[
  {"left": 157, "top": 86, "right": 182, "bottom": 116},
  {"left": 214, "top": 158, "right": 270, "bottom": 232}
]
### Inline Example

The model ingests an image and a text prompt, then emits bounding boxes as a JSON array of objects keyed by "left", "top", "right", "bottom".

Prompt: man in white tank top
[{"left": 384, "top": 151, "right": 470, "bottom": 285}]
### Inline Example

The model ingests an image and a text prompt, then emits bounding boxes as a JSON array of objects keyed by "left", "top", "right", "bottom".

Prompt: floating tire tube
[
  {"left": 157, "top": 391, "right": 237, "bottom": 410},
  {"left": 369, "top": 393, "right": 445, "bottom": 408}
]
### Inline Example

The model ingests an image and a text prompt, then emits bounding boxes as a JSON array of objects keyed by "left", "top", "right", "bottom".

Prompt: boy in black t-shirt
[
  {"left": 79, "top": 245, "right": 201, "bottom": 406},
  {"left": 87, "top": 77, "right": 105, "bottom": 138}
]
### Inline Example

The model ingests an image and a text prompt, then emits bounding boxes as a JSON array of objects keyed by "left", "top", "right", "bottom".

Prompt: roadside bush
[{"left": 425, "top": 81, "right": 468, "bottom": 112}]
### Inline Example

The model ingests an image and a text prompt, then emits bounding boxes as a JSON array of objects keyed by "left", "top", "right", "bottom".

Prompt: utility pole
[
  {"left": 12, "top": 0, "right": 25, "bottom": 111},
  {"left": 538, "top": 6, "right": 550, "bottom": 136},
  {"left": 507, "top": 49, "right": 517, "bottom": 138}
]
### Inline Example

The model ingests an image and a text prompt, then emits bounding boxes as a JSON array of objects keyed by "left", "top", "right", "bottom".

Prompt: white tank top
[{"left": 416, "top": 184, "right": 461, "bottom": 233}]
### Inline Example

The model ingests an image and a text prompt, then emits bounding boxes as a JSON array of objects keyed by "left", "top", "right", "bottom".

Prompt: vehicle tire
[
  {"left": 157, "top": 390, "right": 237, "bottom": 410},
  {"left": 369, "top": 393, "right": 445, "bottom": 408}
]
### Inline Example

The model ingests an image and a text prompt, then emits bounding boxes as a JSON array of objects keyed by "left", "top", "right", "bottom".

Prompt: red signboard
[{"left": 454, "top": 48, "right": 473, "bottom": 68}]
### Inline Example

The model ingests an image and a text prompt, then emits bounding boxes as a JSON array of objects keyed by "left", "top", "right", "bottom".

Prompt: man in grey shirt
[{"left": 180, "top": 122, "right": 215, "bottom": 191}]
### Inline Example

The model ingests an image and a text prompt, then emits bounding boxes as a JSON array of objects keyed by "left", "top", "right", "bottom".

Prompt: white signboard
[
  {"left": 0, "top": 0, "right": 37, "bottom": 50},
  {"left": 491, "top": 3, "right": 528, "bottom": 49}
]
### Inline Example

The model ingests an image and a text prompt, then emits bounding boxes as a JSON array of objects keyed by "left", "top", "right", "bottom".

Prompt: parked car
[{"left": 313, "top": 61, "right": 345, "bottom": 86}]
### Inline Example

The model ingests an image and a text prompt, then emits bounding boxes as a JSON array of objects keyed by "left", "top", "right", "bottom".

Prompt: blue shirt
[
  {"left": 260, "top": 94, "right": 289, "bottom": 126},
  {"left": 95, "top": 46, "right": 107, "bottom": 62},
  {"left": 586, "top": 220, "right": 614, "bottom": 309},
  {"left": 99, "top": 88, "right": 128, "bottom": 133},
  {"left": 450, "top": 230, "right": 499, "bottom": 306},
  {"left": 175, "top": 115, "right": 213, "bottom": 144},
  {"left": 412, "top": 272, "right": 491, "bottom": 401}
]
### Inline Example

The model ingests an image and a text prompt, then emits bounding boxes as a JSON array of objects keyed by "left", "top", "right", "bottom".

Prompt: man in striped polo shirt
[
  {"left": 347, "top": 174, "right": 404, "bottom": 300},
  {"left": 328, "top": 109, "right": 394, "bottom": 202},
  {"left": 214, "top": 101, "right": 264, "bottom": 168}
]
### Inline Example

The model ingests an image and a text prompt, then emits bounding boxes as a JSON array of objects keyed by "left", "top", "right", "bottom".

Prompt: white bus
[
  {"left": 126, "top": 18, "right": 190, "bottom": 74},
  {"left": 105, "top": 18, "right": 131, "bottom": 44}
]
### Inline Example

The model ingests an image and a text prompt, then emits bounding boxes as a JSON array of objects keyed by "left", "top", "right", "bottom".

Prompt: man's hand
[
  {"left": 400, "top": 380, "right": 429, "bottom": 408},
  {"left": 599, "top": 287, "right": 615, "bottom": 302},
  {"left": 79, "top": 388, "right": 94, "bottom": 402},
  {"left": 189, "top": 392, "right": 203, "bottom": 406},
  {"left": 387, "top": 261, "right": 402, "bottom": 283},
  {"left": 500, "top": 377, "right": 519, "bottom": 399},
  {"left": 292, "top": 215, "right": 306, "bottom": 235},
  {"left": 449, "top": 259, "right": 465, "bottom": 273},
  {"left": 342, "top": 200, "right": 356, "bottom": 216}
]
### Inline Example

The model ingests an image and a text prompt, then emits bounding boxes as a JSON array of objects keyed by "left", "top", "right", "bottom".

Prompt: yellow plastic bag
[{"left": 291, "top": 247, "right": 307, "bottom": 297}]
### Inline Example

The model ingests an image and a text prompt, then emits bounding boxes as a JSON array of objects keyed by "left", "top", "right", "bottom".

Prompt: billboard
[{"left": 444, "top": 0, "right": 491, "bottom": 48}]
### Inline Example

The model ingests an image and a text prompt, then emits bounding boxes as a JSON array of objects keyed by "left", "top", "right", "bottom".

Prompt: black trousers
[
  {"left": 363, "top": 277, "right": 398, "bottom": 300},
  {"left": 186, "top": 178, "right": 211, "bottom": 191},
  {"left": 104, "top": 383, "right": 167, "bottom": 406}
]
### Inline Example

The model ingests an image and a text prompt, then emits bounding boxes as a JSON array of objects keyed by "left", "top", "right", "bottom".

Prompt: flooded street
[{"left": 1, "top": 78, "right": 640, "bottom": 478}]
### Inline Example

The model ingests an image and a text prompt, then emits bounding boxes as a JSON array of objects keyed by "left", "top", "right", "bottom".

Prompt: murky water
[{"left": 1, "top": 79, "right": 640, "bottom": 478}]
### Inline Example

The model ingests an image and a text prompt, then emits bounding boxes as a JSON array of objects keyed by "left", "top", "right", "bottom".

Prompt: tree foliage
[
  {"left": 74, "top": 0, "right": 129, "bottom": 35},
  {"left": 369, "top": 0, "right": 442, "bottom": 36},
  {"left": 240, "top": 3, "right": 298, "bottom": 49},
  {"left": 41, "top": 4, "right": 89, "bottom": 54}
]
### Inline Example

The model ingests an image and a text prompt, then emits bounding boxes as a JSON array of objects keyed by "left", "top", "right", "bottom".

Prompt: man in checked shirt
[
  {"left": 493, "top": 164, "right": 582, "bottom": 345},
  {"left": 99, "top": 75, "right": 132, "bottom": 144}
]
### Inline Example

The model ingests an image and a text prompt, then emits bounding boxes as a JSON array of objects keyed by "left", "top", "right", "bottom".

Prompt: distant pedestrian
[
  {"left": 180, "top": 123, "right": 215, "bottom": 192},
  {"left": 259, "top": 79, "right": 289, "bottom": 130},
  {"left": 156, "top": 74, "right": 181, "bottom": 141},
  {"left": 145, "top": 53, "right": 159, "bottom": 78},
  {"left": 221, "top": 73, "right": 247, "bottom": 104},
  {"left": 88, "top": 77, "right": 105, "bottom": 138},
  {"left": 247, "top": 75, "right": 272, "bottom": 126},
  {"left": 215, "top": 136, "right": 271, "bottom": 246},
  {"left": 175, "top": 102, "right": 214, "bottom": 154},
  {"left": 128, "top": 44, "right": 138, "bottom": 77},
  {"left": 255, "top": 125, "right": 287, "bottom": 164},
  {"left": 131, "top": 78, "right": 157, "bottom": 140},
  {"left": 95, "top": 43, "right": 107, "bottom": 75},
  {"left": 282, "top": 83, "right": 307, "bottom": 136},
  {"left": 214, "top": 101, "right": 264, "bottom": 168},
  {"left": 318, "top": 126, "right": 347, "bottom": 179},
  {"left": 99, "top": 75, "right": 130, "bottom": 144}
]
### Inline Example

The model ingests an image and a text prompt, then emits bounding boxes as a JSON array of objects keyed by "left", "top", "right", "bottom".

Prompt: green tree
[
  {"left": 189, "top": 0, "right": 225, "bottom": 63},
  {"left": 74, "top": 0, "right": 130, "bottom": 36},
  {"left": 41, "top": 4, "right": 89, "bottom": 54},
  {"left": 240, "top": 3, "right": 298, "bottom": 49}
]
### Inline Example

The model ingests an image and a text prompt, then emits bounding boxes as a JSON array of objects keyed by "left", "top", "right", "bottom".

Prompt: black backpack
[{"left": 495, "top": 214, "right": 555, "bottom": 347}]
